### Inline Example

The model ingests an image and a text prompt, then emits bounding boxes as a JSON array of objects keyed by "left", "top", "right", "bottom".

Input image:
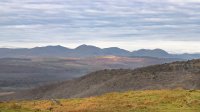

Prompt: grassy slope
[{"left": 0, "top": 90, "right": 200, "bottom": 112}]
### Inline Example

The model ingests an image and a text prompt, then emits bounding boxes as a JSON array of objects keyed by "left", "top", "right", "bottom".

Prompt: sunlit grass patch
[{"left": 0, "top": 89, "right": 200, "bottom": 112}]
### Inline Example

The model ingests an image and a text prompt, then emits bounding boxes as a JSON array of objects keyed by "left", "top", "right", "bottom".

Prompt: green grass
[{"left": 1, "top": 89, "right": 200, "bottom": 112}]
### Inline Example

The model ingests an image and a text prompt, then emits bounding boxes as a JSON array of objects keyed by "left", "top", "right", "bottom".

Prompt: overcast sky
[{"left": 0, "top": 0, "right": 200, "bottom": 53}]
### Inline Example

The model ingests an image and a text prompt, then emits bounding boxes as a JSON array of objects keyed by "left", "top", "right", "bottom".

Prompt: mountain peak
[
  {"left": 104, "top": 47, "right": 123, "bottom": 50},
  {"left": 135, "top": 49, "right": 168, "bottom": 54},
  {"left": 103, "top": 47, "right": 130, "bottom": 56},
  {"left": 75, "top": 44, "right": 101, "bottom": 50},
  {"left": 33, "top": 45, "right": 65, "bottom": 48},
  {"left": 28, "top": 45, "right": 72, "bottom": 57},
  {"left": 131, "top": 48, "right": 169, "bottom": 58},
  {"left": 153, "top": 49, "right": 168, "bottom": 53}
]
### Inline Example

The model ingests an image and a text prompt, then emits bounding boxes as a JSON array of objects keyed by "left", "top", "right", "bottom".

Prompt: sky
[{"left": 0, "top": 0, "right": 200, "bottom": 53}]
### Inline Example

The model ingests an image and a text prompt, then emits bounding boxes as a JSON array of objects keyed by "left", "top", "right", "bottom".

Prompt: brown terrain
[
  {"left": 0, "top": 56, "right": 175, "bottom": 93},
  {"left": 1, "top": 59, "right": 199, "bottom": 101}
]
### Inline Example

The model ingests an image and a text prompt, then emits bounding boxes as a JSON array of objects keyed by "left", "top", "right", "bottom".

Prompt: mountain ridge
[{"left": 0, "top": 45, "right": 200, "bottom": 59}]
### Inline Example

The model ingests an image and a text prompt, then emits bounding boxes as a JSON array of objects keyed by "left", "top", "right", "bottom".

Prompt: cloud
[{"left": 0, "top": 0, "right": 200, "bottom": 53}]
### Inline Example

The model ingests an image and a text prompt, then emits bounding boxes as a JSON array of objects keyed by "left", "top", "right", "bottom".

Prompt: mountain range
[{"left": 0, "top": 45, "right": 200, "bottom": 59}]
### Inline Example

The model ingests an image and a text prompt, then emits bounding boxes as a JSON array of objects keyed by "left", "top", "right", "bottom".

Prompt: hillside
[
  {"left": 3, "top": 59, "right": 200, "bottom": 100},
  {"left": 0, "top": 56, "right": 174, "bottom": 93},
  {"left": 1, "top": 90, "right": 200, "bottom": 112}
]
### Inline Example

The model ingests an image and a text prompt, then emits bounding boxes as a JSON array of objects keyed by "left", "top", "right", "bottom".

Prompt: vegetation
[
  {"left": 1, "top": 89, "right": 200, "bottom": 112},
  {"left": 0, "top": 56, "right": 172, "bottom": 93}
]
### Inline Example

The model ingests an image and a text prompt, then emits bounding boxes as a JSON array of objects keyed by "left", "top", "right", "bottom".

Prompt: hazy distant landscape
[{"left": 0, "top": 45, "right": 180, "bottom": 93}]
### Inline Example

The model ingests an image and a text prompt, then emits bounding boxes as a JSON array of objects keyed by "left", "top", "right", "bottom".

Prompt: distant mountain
[
  {"left": 74, "top": 44, "right": 103, "bottom": 57},
  {"left": 131, "top": 49, "right": 200, "bottom": 59},
  {"left": 0, "top": 46, "right": 72, "bottom": 58},
  {"left": 30, "top": 45, "right": 72, "bottom": 57},
  {"left": 0, "top": 45, "right": 199, "bottom": 59},
  {"left": 173, "top": 53, "right": 200, "bottom": 59},
  {"left": 131, "top": 49, "right": 170, "bottom": 58},
  {"left": 4, "top": 59, "right": 200, "bottom": 100},
  {"left": 103, "top": 47, "right": 130, "bottom": 56}
]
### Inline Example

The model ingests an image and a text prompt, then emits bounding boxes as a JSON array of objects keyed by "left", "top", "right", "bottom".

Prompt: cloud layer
[{"left": 0, "top": 0, "right": 200, "bottom": 53}]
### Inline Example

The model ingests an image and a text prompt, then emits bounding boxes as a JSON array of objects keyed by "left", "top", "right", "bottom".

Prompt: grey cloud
[{"left": 0, "top": 0, "right": 200, "bottom": 52}]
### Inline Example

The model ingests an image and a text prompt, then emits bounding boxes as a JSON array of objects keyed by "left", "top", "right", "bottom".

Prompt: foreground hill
[
  {"left": 3, "top": 59, "right": 200, "bottom": 100},
  {"left": 1, "top": 90, "right": 200, "bottom": 112}
]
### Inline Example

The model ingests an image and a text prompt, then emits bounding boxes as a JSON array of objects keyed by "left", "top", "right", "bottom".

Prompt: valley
[{"left": 0, "top": 56, "right": 175, "bottom": 93}]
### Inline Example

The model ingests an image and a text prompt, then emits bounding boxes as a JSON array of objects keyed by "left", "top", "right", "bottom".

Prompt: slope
[
  {"left": 0, "top": 56, "right": 175, "bottom": 93},
  {"left": 3, "top": 59, "right": 200, "bottom": 100}
]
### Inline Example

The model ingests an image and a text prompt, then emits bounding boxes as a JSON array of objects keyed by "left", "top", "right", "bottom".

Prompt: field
[{"left": 0, "top": 89, "right": 200, "bottom": 112}]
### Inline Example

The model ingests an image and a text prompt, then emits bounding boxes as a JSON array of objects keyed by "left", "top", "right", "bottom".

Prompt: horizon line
[{"left": 0, "top": 44, "right": 200, "bottom": 54}]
